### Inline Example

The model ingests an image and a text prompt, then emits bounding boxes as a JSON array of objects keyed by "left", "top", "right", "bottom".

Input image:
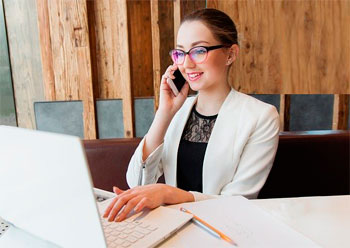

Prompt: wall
[{"left": 1, "top": 0, "right": 349, "bottom": 139}]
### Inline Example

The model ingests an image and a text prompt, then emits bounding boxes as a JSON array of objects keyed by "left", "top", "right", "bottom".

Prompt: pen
[{"left": 180, "top": 207, "right": 238, "bottom": 246}]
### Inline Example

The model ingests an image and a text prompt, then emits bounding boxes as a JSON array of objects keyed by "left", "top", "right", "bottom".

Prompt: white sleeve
[
  {"left": 191, "top": 106, "right": 280, "bottom": 201},
  {"left": 126, "top": 137, "right": 165, "bottom": 188}
]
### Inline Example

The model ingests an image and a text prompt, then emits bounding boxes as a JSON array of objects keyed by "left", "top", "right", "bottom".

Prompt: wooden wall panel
[
  {"left": 47, "top": 0, "right": 87, "bottom": 100},
  {"left": 173, "top": 0, "right": 181, "bottom": 45},
  {"left": 92, "top": 0, "right": 119, "bottom": 99},
  {"left": 279, "top": 94, "right": 290, "bottom": 131},
  {"left": 90, "top": 0, "right": 134, "bottom": 137},
  {"left": 180, "top": 0, "right": 206, "bottom": 19},
  {"left": 127, "top": 0, "right": 153, "bottom": 97},
  {"left": 150, "top": 0, "right": 161, "bottom": 111},
  {"left": 3, "top": 0, "right": 45, "bottom": 129},
  {"left": 332, "top": 94, "right": 349, "bottom": 130},
  {"left": 158, "top": 1, "right": 174, "bottom": 86},
  {"left": 112, "top": 0, "right": 134, "bottom": 137},
  {"left": 208, "top": 0, "right": 350, "bottom": 94},
  {"left": 36, "top": 0, "right": 55, "bottom": 101},
  {"left": 86, "top": 0, "right": 99, "bottom": 101},
  {"left": 151, "top": 0, "right": 174, "bottom": 110},
  {"left": 38, "top": 0, "right": 96, "bottom": 139}
]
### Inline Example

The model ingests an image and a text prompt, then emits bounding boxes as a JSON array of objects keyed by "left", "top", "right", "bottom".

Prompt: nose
[{"left": 183, "top": 54, "right": 195, "bottom": 68}]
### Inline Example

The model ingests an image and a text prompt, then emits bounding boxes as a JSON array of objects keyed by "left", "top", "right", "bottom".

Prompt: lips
[{"left": 187, "top": 72, "right": 203, "bottom": 82}]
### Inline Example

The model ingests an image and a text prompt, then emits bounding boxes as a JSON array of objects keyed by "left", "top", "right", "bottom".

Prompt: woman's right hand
[
  {"left": 140, "top": 64, "right": 189, "bottom": 161},
  {"left": 158, "top": 64, "right": 189, "bottom": 117}
]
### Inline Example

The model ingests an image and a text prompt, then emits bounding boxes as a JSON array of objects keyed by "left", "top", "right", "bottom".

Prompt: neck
[{"left": 196, "top": 83, "right": 231, "bottom": 116}]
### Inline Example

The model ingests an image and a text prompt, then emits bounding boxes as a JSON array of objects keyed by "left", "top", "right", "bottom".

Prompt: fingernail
[{"left": 115, "top": 215, "right": 121, "bottom": 222}]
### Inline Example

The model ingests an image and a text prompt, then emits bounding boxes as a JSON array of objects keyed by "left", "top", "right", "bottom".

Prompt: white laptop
[{"left": 0, "top": 126, "right": 192, "bottom": 248}]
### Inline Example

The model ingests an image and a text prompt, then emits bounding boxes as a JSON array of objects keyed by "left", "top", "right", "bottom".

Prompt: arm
[
  {"left": 142, "top": 64, "right": 189, "bottom": 160},
  {"left": 103, "top": 184, "right": 194, "bottom": 222},
  {"left": 126, "top": 64, "right": 190, "bottom": 187},
  {"left": 109, "top": 65, "right": 191, "bottom": 220}
]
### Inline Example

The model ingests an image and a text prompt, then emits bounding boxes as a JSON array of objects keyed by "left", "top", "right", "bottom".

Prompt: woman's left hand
[{"left": 103, "top": 184, "right": 169, "bottom": 222}]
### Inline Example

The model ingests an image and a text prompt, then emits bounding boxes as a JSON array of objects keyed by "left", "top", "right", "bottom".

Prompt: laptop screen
[{"left": 0, "top": 126, "right": 106, "bottom": 247}]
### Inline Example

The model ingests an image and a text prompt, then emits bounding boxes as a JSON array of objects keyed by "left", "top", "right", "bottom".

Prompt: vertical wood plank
[
  {"left": 127, "top": 0, "right": 153, "bottom": 97},
  {"left": 36, "top": 0, "right": 55, "bottom": 101},
  {"left": 150, "top": 0, "right": 161, "bottom": 111},
  {"left": 158, "top": 1, "right": 174, "bottom": 78},
  {"left": 77, "top": 48, "right": 97, "bottom": 139},
  {"left": 93, "top": 0, "right": 119, "bottom": 98},
  {"left": 111, "top": 0, "right": 134, "bottom": 137},
  {"left": 206, "top": 0, "right": 219, "bottom": 9},
  {"left": 46, "top": 0, "right": 96, "bottom": 139},
  {"left": 152, "top": 0, "right": 174, "bottom": 111},
  {"left": 86, "top": 0, "right": 99, "bottom": 101},
  {"left": 180, "top": 0, "right": 206, "bottom": 18},
  {"left": 4, "top": 0, "right": 45, "bottom": 129},
  {"left": 332, "top": 94, "right": 349, "bottom": 130},
  {"left": 173, "top": 0, "right": 181, "bottom": 46},
  {"left": 279, "top": 94, "right": 290, "bottom": 131},
  {"left": 76, "top": 0, "right": 97, "bottom": 139}
]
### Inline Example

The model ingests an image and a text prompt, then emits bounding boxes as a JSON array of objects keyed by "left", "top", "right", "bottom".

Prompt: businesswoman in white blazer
[{"left": 104, "top": 8, "right": 280, "bottom": 222}]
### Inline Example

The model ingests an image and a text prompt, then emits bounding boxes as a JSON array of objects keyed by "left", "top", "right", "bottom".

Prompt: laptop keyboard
[
  {"left": 101, "top": 217, "right": 158, "bottom": 248},
  {"left": 0, "top": 218, "right": 10, "bottom": 238}
]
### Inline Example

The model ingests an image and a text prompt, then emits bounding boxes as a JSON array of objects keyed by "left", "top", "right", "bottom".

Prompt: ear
[{"left": 226, "top": 44, "right": 239, "bottom": 65}]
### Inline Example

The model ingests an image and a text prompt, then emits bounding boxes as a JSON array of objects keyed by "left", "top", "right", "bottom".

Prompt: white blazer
[{"left": 126, "top": 89, "right": 280, "bottom": 201}]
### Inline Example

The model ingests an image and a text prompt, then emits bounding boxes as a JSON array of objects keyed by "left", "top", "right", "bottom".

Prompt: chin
[
  {"left": 188, "top": 80, "right": 205, "bottom": 92},
  {"left": 188, "top": 83, "right": 202, "bottom": 92}
]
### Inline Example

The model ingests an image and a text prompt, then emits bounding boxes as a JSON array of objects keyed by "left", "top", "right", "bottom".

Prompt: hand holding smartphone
[{"left": 167, "top": 69, "right": 186, "bottom": 96}]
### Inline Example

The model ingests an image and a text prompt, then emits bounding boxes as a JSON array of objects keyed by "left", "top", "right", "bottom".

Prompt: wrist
[
  {"left": 154, "top": 110, "right": 174, "bottom": 127},
  {"left": 162, "top": 184, "right": 194, "bottom": 204},
  {"left": 155, "top": 109, "right": 175, "bottom": 121}
]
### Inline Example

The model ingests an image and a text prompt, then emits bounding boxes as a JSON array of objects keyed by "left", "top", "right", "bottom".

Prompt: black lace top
[{"left": 176, "top": 105, "right": 218, "bottom": 192}]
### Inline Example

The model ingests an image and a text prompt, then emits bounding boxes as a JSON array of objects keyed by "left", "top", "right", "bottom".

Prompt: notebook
[{"left": 0, "top": 126, "right": 192, "bottom": 248}]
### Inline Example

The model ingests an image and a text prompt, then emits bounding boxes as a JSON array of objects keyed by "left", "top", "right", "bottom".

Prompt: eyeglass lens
[{"left": 171, "top": 47, "right": 207, "bottom": 64}]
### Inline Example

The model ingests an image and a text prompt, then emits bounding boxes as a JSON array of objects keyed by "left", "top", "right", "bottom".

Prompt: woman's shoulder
[{"left": 227, "top": 90, "right": 279, "bottom": 120}]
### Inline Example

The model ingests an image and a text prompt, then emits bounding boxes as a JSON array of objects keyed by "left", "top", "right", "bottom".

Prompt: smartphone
[{"left": 167, "top": 69, "right": 186, "bottom": 96}]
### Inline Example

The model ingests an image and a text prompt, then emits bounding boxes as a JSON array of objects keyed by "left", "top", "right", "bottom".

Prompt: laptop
[{"left": 0, "top": 126, "right": 192, "bottom": 248}]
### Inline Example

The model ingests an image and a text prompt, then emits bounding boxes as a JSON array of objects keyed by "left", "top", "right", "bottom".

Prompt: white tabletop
[
  {"left": 1, "top": 194, "right": 349, "bottom": 247},
  {"left": 250, "top": 195, "right": 350, "bottom": 248},
  {"left": 159, "top": 195, "right": 350, "bottom": 248}
]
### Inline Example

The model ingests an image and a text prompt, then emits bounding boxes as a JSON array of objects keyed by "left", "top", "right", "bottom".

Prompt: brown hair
[{"left": 181, "top": 8, "right": 238, "bottom": 47}]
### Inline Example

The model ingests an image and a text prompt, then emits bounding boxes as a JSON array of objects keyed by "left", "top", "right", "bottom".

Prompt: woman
[{"left": 104, "top": 8, "right": 279, "bottom": 222}]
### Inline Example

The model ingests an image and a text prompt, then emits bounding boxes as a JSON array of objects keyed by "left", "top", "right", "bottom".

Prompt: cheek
[{"left": 205, "top": 54, "right": 227, "bottom": 75}]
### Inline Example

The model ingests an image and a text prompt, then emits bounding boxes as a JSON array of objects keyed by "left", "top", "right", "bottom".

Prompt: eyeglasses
[{"left": 169, "top": 45, "right": 226, "bottom": 65}]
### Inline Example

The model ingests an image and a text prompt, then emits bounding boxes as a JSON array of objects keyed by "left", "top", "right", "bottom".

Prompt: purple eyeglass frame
[{"left": 169, "top": 45, "right": 226, "bottom": 65}]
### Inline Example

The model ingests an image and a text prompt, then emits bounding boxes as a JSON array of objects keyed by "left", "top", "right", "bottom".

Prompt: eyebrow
[{"left": 176, "top": 40, "right": 210, "bottom": 48}]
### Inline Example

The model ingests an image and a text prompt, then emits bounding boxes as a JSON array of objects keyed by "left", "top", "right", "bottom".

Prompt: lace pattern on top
[{"left": 182, "top": 106, "right": 218, "bottom": 143}]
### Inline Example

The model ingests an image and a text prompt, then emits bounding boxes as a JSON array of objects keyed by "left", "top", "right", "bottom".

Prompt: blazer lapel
[
  {"left": 202, "top": 89, "right": 241, "bottom": 194},
  {"left": 164, "top": 95, "right": 198, "bottom": 186}
]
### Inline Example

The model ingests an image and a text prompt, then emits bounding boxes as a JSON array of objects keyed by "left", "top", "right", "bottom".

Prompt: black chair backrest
[{"left": 258, "top": 131, "right": 350, "bottom": 198}]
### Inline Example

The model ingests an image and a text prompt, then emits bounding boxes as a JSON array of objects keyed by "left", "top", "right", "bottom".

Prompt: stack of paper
[{"left": 163, "top": 196, "right": 320, "bottom": 247}]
